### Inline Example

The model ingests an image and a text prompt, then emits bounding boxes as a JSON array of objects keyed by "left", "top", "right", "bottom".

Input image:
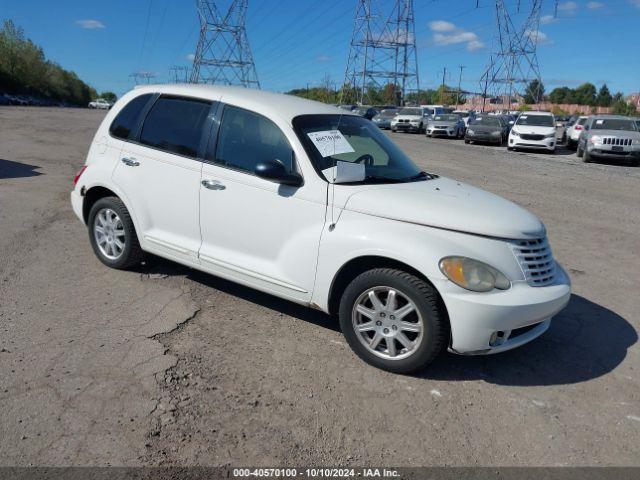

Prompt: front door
[{"left": 198, "top": 104, "right": 326, "bottom": 303}]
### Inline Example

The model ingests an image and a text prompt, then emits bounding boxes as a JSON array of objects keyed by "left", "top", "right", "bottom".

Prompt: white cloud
[
  {"left": 186, "top": 53, "right": 195, "bottom": 61},
  {"left": 540, "top": 15, "right": 557, "bottom": 25},
  {"left": 524, "top": 30, "right": 553, "bottom": 45},
  {"left": 587, "top": 1, "right": 604, "bottom": 8},
  {"left": 75, "top": 19, "right": 105, "bottom": 29},
  {"left": 428, "top": 20, "right": 456, "bottom": 32},
  {"left": 429, "top": 20, "right": 484, "bottom": 52},
  {"left": 557, "top": 1, "right": 578, "bottom": 11}
]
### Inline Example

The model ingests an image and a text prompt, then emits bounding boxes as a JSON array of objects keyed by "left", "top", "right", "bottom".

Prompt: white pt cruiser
[{"left": 71, "top": 85, "right": 571, "bottom": 373}]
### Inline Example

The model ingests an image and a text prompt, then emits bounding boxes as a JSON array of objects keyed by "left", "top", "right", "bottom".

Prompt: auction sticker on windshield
[{"left": 307, "top": 130, "right": 355, "bottom": 157}]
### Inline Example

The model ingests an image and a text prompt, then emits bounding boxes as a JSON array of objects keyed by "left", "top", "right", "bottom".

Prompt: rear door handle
[
  {"left": 121, "top": 157, "right": 140, "bottom": 167},
  {"left": 201, "top": 179, "right": 225, "bottom": 190}
]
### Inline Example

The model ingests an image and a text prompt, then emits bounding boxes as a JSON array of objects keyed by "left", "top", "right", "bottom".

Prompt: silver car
[
  {"left": 426, "top": 113, "right": 465, "bottom": 138},
  {"left": 577, "top": 115, "right": 640, "bottom": 165}
]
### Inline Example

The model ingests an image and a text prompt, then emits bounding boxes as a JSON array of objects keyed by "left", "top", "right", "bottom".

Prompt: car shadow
[
  {"left": 419, "top": 294, "right": 637, "bottom": 386},
  {"left": 136, "top": 257, "right": 635, "bottom": 386},
  {"left": 136, "top": 255, "right": 340, "bottom": 333},
  {"left": 0, "top": 158, "right": 42, "bottom": 179}
]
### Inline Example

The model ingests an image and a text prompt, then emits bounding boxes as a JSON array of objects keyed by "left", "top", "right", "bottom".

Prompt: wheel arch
[{"left": 326, "top": 255, "right": 448, "bottom": 320}]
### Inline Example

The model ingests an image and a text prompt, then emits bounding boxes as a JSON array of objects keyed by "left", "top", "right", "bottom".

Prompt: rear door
[{"left": 113, "top": 95, "right": 214, "bottom": 263}]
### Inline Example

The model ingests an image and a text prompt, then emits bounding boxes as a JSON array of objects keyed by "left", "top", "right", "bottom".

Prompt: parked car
[
  {"left": 372, "top": 108, "right": 398, "bottom": 129},
  {"left": 390, "top": 107, "right": 426, "bottom": 133},
  {"left": 507, "top": 111, "right": 556, "bottom": 153},
  {"left": 564, "top": 115, "right": 589, "bottom": 150},
  {"left": 426, "top": 113, "right": 465, "bottom": 138},
  {"left": 353, "top": 106, "right": 378, "bottom": 120},
  {"left": 89, "top": 98, "right": 113, "bottom": 110},
  {"left": 0, "top": 94, "right": 10, "bottom": 106},
  {"left": 577, "top": 115, "right": 640, "bottom": 165},
  {"left": 71, "top": 84, "right": 571, "bottom": 373},
  {"left": 465, "top": 115, "right": 509, "bottom": 145},
  {"left": 452, "top": 110, "right": 476, "bottom": 129}
]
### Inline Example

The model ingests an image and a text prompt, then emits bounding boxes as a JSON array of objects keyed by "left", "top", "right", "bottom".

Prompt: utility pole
[
  {"left": 190, "top": 0, "right": 260, "bottom": 88},
  {"left": 440, "top": 67, "right": 446, "bottom": 105},
  {"left": 479, "top": 0, "right": 555, "bottom": 112},
  {"left": 456, "top": 65, "right": 465, "bottom": 109},
  {"left": 169, "top": 66, "right": 191, "bottom": 84},
  {"left": 341, "top": 0, "right": 420, "bottom": 106}
]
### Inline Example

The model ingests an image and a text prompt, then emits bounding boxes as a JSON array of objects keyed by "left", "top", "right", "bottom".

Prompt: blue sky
[{"left": 4, "top": 0, "right": 640, "bottom": 97}]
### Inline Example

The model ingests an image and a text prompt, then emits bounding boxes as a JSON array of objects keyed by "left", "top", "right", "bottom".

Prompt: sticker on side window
[
  {"left": 307, "top": 130, "right": 355, "bottom": 157},
  {"left": 596, "top": 120, "right": 604, "bottom": 125}
]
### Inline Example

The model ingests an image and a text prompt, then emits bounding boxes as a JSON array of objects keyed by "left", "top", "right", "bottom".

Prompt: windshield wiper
[{"left": 401, "top": 171, "right": 438, "bottom": 182}]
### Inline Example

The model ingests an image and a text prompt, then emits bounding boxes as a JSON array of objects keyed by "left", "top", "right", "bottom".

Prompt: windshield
[
  {"left": 399, "top": 108, "right": 422, "bottom": 116},
  {"left": 515, "top": 114, "right": 554, "bottom": 127},
  {"left": 470, "top": 116, "right": 501, "bottom": 126},
  {"left": 453, "top": 112, "right": 469, "bottom": 118},
  {"left": 292, "top": 114, "right": 423, "bottom": 183},
  {"left": 432, "top": 114, "right": 459, "bottom": 122},
  {"left": 591, "top": 119, "right": 638, "bottom": 131}
]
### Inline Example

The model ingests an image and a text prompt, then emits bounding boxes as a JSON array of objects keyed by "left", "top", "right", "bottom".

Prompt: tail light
[
  {"left": 575, "top": 125, "right": 583, "bottom": 131},
  {"left": 73, "top": 165, "right": 87, "bottom": 187}
]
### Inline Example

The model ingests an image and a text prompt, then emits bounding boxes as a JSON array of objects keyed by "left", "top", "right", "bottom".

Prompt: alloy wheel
[{"left": 93, "top": 208, "right": 126, "bottom": 260}]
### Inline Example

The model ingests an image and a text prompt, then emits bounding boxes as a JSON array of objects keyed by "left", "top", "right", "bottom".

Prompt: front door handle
[
  {"left": 121, "top": 157, "right": 140, "bottom": 167},
  {"left": 201, "top": 179, "right": 225, "bottom": 190}
]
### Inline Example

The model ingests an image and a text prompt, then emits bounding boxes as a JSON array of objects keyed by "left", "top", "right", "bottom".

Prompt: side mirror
[{"left": 255, "top": 159, "right": 303, "bottom": 187}]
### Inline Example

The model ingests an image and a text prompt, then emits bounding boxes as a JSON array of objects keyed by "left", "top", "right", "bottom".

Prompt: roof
[
  {"left": 519, "top": 111, "right": 553, "bottom": 115},
  {"left": 131, "top": 84, "right": 347, "bottom": 124},
  {"left": 589, "top": 114, "right": 636, "bottom": 120}
]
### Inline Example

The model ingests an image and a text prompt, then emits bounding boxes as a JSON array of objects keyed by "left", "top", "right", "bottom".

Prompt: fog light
[{"left": 489, "top": 331, "right": 506, "bottom": 347}]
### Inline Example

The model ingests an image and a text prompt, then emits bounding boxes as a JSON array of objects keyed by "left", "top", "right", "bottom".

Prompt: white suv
[
  {"left": 88, "top": 98, "right": 112, "bottom": 110},
  {"left": 71, "top": 85, "right": 571, "bottom": 373},
  {"left": 508, "top": 111, "right": 557, "bottom": 153}
]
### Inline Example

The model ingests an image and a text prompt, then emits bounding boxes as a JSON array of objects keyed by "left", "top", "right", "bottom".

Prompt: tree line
[{"left": 0, "top": 20, "right": 114, "bottom": 106}]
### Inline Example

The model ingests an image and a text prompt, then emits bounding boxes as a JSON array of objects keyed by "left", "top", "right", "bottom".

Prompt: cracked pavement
[{"left": 0, "top": 107, "right": 638, "bottom": 466}]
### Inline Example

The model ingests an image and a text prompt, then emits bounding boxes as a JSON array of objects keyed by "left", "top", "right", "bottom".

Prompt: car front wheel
[
  {"left": 88, "top": 196, "right": 143, "bottom": 269},
  {"left": 339, "top": 268, "right": 447, "bottom": 373}
]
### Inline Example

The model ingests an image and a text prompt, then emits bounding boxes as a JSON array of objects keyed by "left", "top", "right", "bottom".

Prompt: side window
[
  {"left": 139, "top": 96, "right": 211, "bottom": 158},
  {"left": 109, "top": 94, "right": 153, "bottom": 140},
  {"left": 211, "top": 105, "right": 294, "bottom": 173}
]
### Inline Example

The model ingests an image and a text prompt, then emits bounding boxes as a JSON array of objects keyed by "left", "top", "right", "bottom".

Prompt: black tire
[
  {"left": 338, "top": 268, "right": 447, "bottom": 374},
  {"left": 583, "top": 148, "right": 591, "bottom": 162},
  {"left": 577, "top": 144, "right": 584, "bottom": 158},
  {"left": 87, "top": 196, "right": 143, "bottom": 270},
  {"left": 464, "top": 138, "right": 470, "bottom": 144},
  {"left": 507, "top": 146, "right": 513, "bottom": 151}
]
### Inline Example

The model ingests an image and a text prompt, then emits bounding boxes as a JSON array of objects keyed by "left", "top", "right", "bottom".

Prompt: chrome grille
[
  {"left": 602, "top": 137, "right": 632, "bottom": 146},
  {"left": 510, "top": 237, "right": 556, "bottom": 287}
]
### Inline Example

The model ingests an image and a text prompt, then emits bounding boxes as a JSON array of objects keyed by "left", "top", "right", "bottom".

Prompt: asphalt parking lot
[{"left": 1, "top": 107, "right": 639, "bottom": 467}]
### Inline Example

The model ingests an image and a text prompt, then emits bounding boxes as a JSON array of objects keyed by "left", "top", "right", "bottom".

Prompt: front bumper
[
  {"left": 509, "top": 135, "right": 555, "bottom": 150},
  {"left": 588, "top": 144, "right": 640, "bottom": 160},
  {"left": 428, "top": 127, "right": 457, "bottom": 137},
  {"left": 393, "top": 123, "right": 422, "bottom": 132},
  {"left": 436, "top": 263, "right": 571, "bottom": 354},
  {"left": 466, "top": 132, "right": 502, "bottom": 143}
]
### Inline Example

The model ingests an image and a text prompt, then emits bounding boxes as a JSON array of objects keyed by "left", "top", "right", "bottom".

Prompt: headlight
[
  {"left": 439, "top": 257, "right": 511, "bottom": 292},
  {"left": 467, "top": 129, "right": 475, "bottom": 135},
  {"left": 491, "top": 131, "right": 501, "bottom": 136},
  {"left": 511, "top": 129, "right": 520, "bottom": 136},
  {"left": 589, "top": 135, "right": 602, "bottom": 144},
  {"left": 545, "top": 133, "right": 556, "bottom": 138},
  {"left": 633, "top": 139, "right": 640, "bottom": 145}
]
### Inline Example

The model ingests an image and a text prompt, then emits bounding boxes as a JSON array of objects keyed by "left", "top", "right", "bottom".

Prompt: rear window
[
  {"left": 109, "top": 94, "right": 153, "bottom": 140},
  {"left": 139, "top": 96, "right": 211, "bottom": 158}
]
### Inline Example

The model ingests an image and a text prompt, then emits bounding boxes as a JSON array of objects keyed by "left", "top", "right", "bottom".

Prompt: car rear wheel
[
  {"left": 583, "top": 148, "right": 591, "bottom": 163},
  {"left": 339, "top": 268, "right": 446, "bottom": 373},
  {"left": 88, "top": 197, "right": 143, "bottom": 270},
  {"left": 577, "top": 144, "right": 584, "bottom": 157}
]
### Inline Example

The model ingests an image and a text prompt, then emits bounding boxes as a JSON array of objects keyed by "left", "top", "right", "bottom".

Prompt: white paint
[
  {"left": 532, "top": 400, "right": 546, "bottom": 407},
  {"left": 627, "top": 415, "right": 640, "bottom": 423},
  {"left": 430, "top": 389, "right": 442, "bottom": 398}
]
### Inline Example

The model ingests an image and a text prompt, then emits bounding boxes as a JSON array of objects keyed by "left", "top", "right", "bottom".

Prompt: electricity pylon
[
  {"left": 479, "top": 0, "right": 553, "bottom": 111},
  {"left": 341, "top": 0, "right": 420, "bottom": 106},
  {"left": 190, "top": 0, "right": 260, "bottom": 88}
]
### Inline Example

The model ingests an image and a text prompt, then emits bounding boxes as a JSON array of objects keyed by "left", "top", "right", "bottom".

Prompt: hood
[
  {"left": 468, "top": 124, "right": 501, "bottom": 133},
  {"left": 342, "top": 177, "right": 545, "bottom": 239},
  {"left": 429, "top": 120, "right": 457, "bottom": 126},
  {"left": 590, "top": 129, "right": 640, "bottom": 138},
  {"left": 511, "top": 124, "right": 555, "bottom": 135},
  {"left": 395, "top": 115, "right": 423, "bottom": 121}
]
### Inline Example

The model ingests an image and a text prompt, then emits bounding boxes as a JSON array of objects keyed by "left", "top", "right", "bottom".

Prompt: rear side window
[
  {"left": 109, "top": 94, "right": 153, "bottom": 140},
  {"left": 211, "top": 105, "right": 294, "bottom": 173},
  {"left": 139, "top": 96, "right": 211, "bottom": 158}
]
